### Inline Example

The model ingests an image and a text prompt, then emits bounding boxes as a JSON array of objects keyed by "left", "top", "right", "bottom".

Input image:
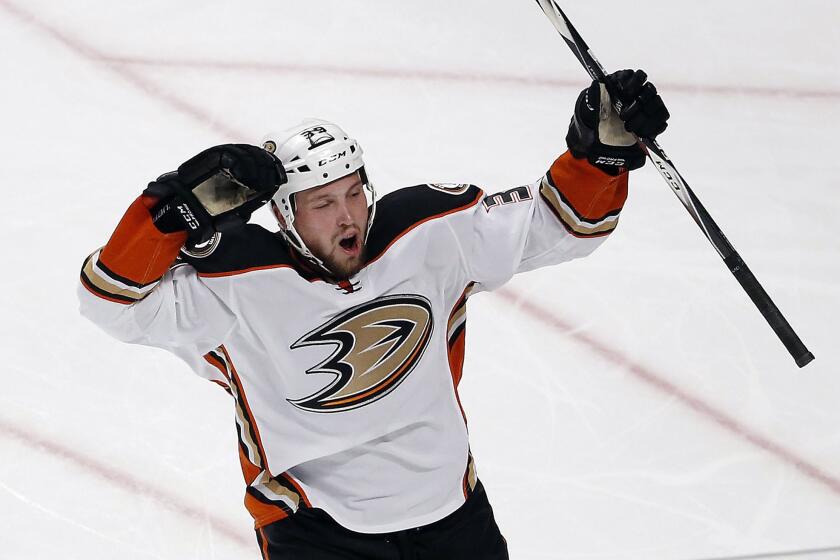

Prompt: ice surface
[{"left": 1, "top": 1, "right": 838, "bottom": 558}]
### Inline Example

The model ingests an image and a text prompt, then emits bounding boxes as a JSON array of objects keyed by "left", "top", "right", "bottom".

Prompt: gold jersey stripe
[{"left": 540, "top": 178, "right": 619, "bottom": 237}]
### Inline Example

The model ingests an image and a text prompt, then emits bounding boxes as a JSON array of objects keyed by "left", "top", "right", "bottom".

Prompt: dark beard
[{"left": 317, "top": 244, "right": 368, "bottom": 281}]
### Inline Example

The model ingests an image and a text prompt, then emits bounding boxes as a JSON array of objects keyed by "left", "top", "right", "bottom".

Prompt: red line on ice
[
  {"left": 497, "top": 289, "right": 840, "bottom": 498},
  {"left": 2, "top": 0, "right": 838, "bottom": 103},
  {"left": 0, "top": 0, "right": 242, "bottom": 140},
  {"left": 104, "top": 56, "right": 840, "bottom": 102},
  {"left": 0, "top": 418, "right": 251, "bottom": 547}
]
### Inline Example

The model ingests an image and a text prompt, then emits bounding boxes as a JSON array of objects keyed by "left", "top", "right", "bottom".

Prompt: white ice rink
[{"left": 1, "top": 1, "right": 838, "bottom": 558}]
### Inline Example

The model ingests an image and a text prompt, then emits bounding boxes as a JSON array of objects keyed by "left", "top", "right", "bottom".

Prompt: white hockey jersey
[{"left": 78, "top": 152, "right": 628, "bottom": 534}]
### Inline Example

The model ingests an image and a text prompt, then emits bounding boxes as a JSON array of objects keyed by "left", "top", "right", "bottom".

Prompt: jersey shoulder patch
[
  {"left": 366, "top": 184, "right": 483, "bottom": 259},
  {"left": 426, "top": 183, "right": 473, "bottom": 196},
  {"left": 179, "top": 224, "right": 298, "bottom": 277}
]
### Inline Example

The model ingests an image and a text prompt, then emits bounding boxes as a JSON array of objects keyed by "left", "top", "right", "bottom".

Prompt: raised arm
[
  {"left": 448, "top": 70, "right": 669, "bottom": 290},
  {"left": 78, "top": 144, "right": 286, "bottom": 355}
]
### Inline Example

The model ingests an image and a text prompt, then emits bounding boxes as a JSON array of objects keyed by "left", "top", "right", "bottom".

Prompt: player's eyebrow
[{"left": 310, "top": 179, "right": 363, "bottom": 201}]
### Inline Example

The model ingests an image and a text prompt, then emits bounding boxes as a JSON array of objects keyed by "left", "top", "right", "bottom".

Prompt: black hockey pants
[{"left": 256, "top": 480, "right": 509, "bottom": 559}]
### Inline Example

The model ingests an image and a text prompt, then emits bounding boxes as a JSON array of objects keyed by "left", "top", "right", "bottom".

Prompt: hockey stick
[{"left": 535, "top": 0, "right": 814, "bottom": 368}]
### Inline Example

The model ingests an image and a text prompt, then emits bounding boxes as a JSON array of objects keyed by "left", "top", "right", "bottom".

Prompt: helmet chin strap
[
  {"left": 360, "top": 167, "right": 377, "bottom": 245},
  {"left": 271, "top": 200, "right": 330, "bottom": 273},
  {"left": 282, "top": 225, "right": 330, "bottom": 273}
]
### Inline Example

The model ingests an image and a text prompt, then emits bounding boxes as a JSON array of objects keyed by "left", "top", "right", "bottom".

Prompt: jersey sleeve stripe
[
  {"left": 80, "top": 250, "right": 152, "bottom": 304},
  {"left": 79, "top": 272, "right": 137, "bottom": 305},
  {"left": 94, "top": 256, "right": 158, "bottom": 290},
  {"left": 91, "top": 249, "right": 161, "bottom": 293},
  {"left": 539, "top": 178, "right": 621, "bottom": 238},
  {"left": 543, "top": 173, "right": 623, "bottom": 225},
  {"left": 546, "top": 151, "right": 629, "bottom": 221},
  {"left": 539, "top": 151, "right": 629, "bottom": 237}
]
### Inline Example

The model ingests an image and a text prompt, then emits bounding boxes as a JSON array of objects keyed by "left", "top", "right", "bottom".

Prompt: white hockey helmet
[{"left": 262, "top": 118, "right": 376, "bottom": 269}]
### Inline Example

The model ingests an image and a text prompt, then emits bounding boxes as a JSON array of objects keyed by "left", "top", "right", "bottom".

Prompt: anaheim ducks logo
[{"left": 289, "top": 295, "right": 433, "bottom": 413}]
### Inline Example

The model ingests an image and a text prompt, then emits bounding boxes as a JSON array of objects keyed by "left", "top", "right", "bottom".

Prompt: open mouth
[{"left": 338, "top": 233, "right": 359, "bottom": 254}]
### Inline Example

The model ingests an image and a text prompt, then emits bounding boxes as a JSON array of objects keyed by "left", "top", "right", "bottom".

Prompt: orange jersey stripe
[
  {"left": 547, "top": 151, "right": 628, "bottom": 221},
  {"left": 220, "top": 345, "right": 271, "bottom": 470},
  {"left": 447, "top": 328, "right": 469, "bottom": 427},
  {"left": 256, "top": 528, "right": 271, "bottom": 560},
  {"left": 245, "top": 492, "right": 291, "bottom": 528},
  {"left": 447, "top": 328, "right": 467, "bottom": 388},
  {"left": 446, "top": 284, "right": 472, "bottom": 427},
  {"left": 99, "top": 195, "right": 187, "bottom": 286},
  {"left": 203, "top": 352, "right": 230, "bottom": 382},
  {"left": 238, "top": 446, "right": 263, "bottom": 486}
]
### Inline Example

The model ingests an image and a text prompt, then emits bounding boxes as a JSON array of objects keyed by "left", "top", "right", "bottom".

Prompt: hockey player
[{"left": 78, "top": 70, "right": 669, "bottom": 559}]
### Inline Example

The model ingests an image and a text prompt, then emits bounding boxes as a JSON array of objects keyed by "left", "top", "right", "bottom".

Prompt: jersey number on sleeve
[{"left": 481, "top": 186, "right": 533, "bottom": 212}]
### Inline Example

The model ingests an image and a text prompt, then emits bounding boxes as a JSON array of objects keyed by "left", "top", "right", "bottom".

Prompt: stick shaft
[{"left": 535, "top": 0, "right": 814, "bottom": 367}]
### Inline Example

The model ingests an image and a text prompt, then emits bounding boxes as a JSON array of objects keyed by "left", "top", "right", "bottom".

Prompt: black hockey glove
[
  {"left": 144, "top": 144, "right": 287, "bottom": 244},
  {"left": 566, "top": 69, "right": 670, "bottom": 175}
]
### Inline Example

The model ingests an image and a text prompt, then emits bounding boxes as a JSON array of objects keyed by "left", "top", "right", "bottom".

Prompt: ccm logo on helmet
[
  {"left": 289, "top": 295, "right": 433, "bottom": 413},
  {"left": 318, "top": 151, "right": 347, "bottom": 167}
]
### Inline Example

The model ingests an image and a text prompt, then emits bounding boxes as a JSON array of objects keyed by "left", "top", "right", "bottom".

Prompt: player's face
[{"left": 294, "top": 173, "right": 369, "bottom": 279}]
